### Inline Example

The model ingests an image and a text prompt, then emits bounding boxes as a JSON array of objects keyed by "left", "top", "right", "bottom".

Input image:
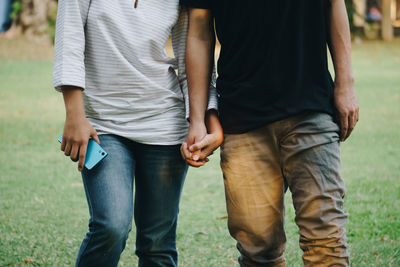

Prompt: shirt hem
[
  {"left": 179, "top": 2, "right": 211, "bottom": 9},
  {"left": 222, "top": 109, "right": 334, "bottom": 135},
  {"left": 95, "top": 131, "right": 186, "bottom": 146}
]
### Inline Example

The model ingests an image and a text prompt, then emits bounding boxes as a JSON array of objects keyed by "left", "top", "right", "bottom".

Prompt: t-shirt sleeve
[
  {"left": 53, "top": 0, "right": 91, "bottom": 92},
  {"left": 179, "top": 0, "right": 211, "bottom": 9}
]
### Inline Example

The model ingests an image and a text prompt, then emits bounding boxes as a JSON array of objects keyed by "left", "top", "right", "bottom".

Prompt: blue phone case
[{"left": 58, "top": 135, "right": 108, "bottom": 170}]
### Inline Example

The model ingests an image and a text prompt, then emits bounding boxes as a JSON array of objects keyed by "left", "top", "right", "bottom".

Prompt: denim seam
[{"left": 76, "top": 177, "right": 95, "bottom": 267}]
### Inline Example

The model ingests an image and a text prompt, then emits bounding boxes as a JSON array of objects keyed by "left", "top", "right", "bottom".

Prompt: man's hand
[
  {"left": 334, "top": 82, "right": 359, "bottom": 141},
  {"left": 61, "top": 86, "right": 100, "bottom": 172}
]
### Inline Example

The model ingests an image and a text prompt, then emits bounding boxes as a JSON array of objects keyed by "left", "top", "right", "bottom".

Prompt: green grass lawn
[{"left": 1, "top": 39, "right": 400, "bottom": 266}]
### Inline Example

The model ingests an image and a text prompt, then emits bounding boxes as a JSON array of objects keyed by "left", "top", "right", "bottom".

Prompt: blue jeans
[{"left": 76, "top": 135, "right": 188, "bottom": 267}]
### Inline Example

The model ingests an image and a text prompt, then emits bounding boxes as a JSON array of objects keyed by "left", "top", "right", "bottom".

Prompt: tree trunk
[
  {"left": 353, "top": 0, "right": 366, "bottom": 27},
  {"left": 381, "top": 0, "right": 394, "bottom": 41},
  {"left": 3, "top": 0, "right": 57, "bottom": 44}
]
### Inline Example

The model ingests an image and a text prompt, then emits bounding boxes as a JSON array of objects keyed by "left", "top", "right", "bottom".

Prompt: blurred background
[{"left": 0, "top": 0, "right": 399, "bottom": 266}]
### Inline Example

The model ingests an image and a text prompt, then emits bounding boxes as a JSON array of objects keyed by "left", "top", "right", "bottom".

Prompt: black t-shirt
[{"left": 181, "top": 0, "right": 335, "bottom": 134}]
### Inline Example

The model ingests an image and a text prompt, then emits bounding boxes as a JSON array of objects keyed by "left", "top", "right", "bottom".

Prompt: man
[{"left": 180, "top": 0, "right": 359, "bottom": 266}]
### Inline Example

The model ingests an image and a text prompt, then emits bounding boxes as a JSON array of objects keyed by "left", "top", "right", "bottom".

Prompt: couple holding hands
[{"left": 54, "top": 0, "right": 359, "bottom": 266}]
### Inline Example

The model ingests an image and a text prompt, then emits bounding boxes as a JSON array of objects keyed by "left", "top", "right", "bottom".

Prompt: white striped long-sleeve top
[{"left": 53, "top": 0, "right": 218, "bottom": 145}]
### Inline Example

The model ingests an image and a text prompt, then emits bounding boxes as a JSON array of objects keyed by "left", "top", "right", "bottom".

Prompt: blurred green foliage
[
  {"left": 48, "top": 7, "right": 57, "bottom": 43},
  {"left": 346, "top": 0, "right": 356, "bottom": 32},
  {"left": 10, "top": 0, "right": 22, "bottom": 20}
]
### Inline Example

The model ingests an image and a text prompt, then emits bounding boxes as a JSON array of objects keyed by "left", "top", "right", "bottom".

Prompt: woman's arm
[
  {"left": 61, "top": 87, "right": 99, "bottom": 172},
  {"left": 54, "top": 0, "right": 99, "bottom": 171}
]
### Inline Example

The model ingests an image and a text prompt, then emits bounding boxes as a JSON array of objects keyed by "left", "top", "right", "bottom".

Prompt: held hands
[
  {"left": 181, "top": 122, "right": 208, "bottom": 167},
  {"left": 334, "top": 81, "right": 359, "bottom": 142},
  {"left": 180, "top": 110, "right": 224, "bottom": 167}
]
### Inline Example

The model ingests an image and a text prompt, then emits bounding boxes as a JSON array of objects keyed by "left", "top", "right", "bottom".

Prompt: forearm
[
  {"left": 326, "top": 0, "right": 359, "bottom": 141},
  {"left": 60, "top": 87, "right": 99, "bottom": 172},
  {"left": 62, "top": 86, "right": 86, "bottom": 119},
  {"left": 326, "top": 0, "right": 354, "bottom": 87},
  {"left": 186, "top": 9, "right": 215, "bottom": 124},
  {"left": 205, "top": 109, "right": 222, "bottom": 135}
]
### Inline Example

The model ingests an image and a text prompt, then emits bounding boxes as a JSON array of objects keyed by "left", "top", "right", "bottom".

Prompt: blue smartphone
[{"left": 58, "top": 135, "right": 108, "bottom": 170}]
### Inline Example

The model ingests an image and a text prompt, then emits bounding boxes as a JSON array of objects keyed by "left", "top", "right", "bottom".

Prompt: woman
[{"left": 53, "top": 0, "right": 222, "bottom": 266}]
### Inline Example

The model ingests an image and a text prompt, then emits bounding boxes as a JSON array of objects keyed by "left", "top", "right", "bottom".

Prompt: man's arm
[
  {"left": 326, "top": 0, "right": 359, "bottom": 141},
  {"left": 186, "top": 8, "right": 215, "bottom": 125},
  {"left": 180, "top": 8, "right": 223, "bottom": 166},
  {"left": 171, "top": 7, "right": 219, "bottom": 121}
]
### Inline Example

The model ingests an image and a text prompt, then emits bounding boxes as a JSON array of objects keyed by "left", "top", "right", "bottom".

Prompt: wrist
[
  {"left": 189, "top": 114, "right": 205, "bottom": 125},
  {"left": 62, "top": 86, "right": 86, "bottom": 118},
  {"left": 189, "top": 120, "right": 206, "bottom": 130},
  {"left": 65, "top": 100, "right": 86, "bottom": 118},
  {"left": 65, "top": 108, "right": 86, "bottom": 119},
  {"left": 334, "top": 74, "right": 354, "bottom": 88}
]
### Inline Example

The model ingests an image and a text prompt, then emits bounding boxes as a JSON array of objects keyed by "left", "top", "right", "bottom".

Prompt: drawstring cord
[{"left": 134, "top": 0, "right": 138, "bottom": 8}]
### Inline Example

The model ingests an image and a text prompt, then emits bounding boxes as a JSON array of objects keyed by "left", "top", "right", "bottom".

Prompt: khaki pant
[{"left": 220, "top": 113, "right": 349, "bottom": 267}]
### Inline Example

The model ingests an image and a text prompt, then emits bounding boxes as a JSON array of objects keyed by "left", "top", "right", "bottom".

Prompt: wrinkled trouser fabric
[
  {"left": 221, "top": 113, "right": 349, "bottom": 267},
  {"left": 76, "top": 134, "right": 188, "bottom": 267}
]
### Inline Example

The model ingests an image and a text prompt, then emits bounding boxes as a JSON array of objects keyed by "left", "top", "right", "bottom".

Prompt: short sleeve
[{"left": 179, "top": 0, "right": 211, "bottom": 9}]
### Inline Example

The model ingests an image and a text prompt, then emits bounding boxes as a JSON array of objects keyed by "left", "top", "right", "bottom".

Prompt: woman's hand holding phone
[{"left": 61, "top": 86, "right": 100, "bottom": 172}]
